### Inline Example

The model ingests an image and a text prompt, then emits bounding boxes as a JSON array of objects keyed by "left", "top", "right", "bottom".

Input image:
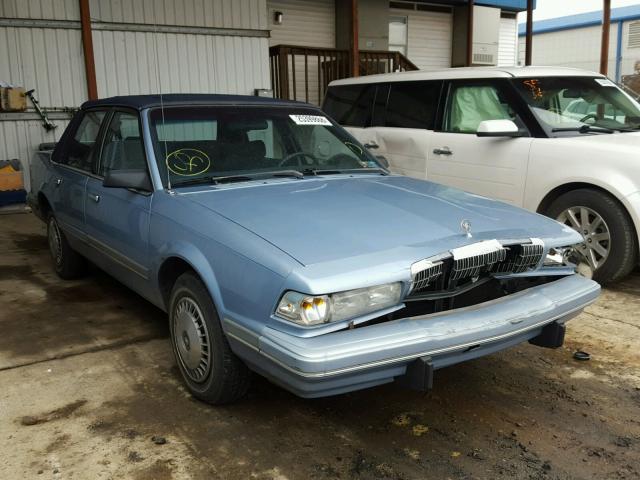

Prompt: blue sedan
[{"left": 28, "top": 94, "right": 600, "bottom": 404}]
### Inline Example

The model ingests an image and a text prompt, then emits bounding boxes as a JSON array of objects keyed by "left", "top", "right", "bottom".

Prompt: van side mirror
[
  {"left": 476, "top": 119, "right": 525, "bottom": 138},
  {"left": 103, "top": 169, "right": 153, "bottom": 192}
]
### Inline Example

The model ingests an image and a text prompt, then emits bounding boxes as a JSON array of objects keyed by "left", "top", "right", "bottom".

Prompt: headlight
[{"left": 275, "top": 282, "right": 402, "bottom": 326}]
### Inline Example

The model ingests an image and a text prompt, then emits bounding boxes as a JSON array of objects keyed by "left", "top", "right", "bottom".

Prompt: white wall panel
[
  {"left": 92, "top": 30, "right": 270, "bottom": 97},
  {"left": 498, "top": 17, "right": 517, "bottom": 66},
  {"left": 392, "top": 8, "right": 452, "bottom": 70},
  {"left": 0, "top": 0, "right": 79, "bottom": 20},
  {"left": 0, "top": 26, "right": 87, "bottom": 108},
  {"left": 0, "top": 118, "right": 71, "bottom": 190},
  {"left": 620, "top": 20, "right": 640, "bottom": 78},
  {"left": 89, "top": 0, "right": 268, "bottom": 30},
  {"left": 268, "top": 0, "right": 334, "bottom": 48}
]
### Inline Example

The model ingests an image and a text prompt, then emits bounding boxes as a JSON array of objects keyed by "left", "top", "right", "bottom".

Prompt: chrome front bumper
[{"left": 225, "top": 275, "right": 600, "bottom": 398}]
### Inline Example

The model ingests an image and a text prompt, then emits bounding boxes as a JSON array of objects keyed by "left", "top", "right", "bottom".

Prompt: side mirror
[
  {"left": 375, "top": 155, "right": 390, "bottom": 168},
  {"left": 103, "top": 169, "right": 153, "bottom": 192},
  {"left": 476, "top": 119, "right": 525, "bottom": 137}
]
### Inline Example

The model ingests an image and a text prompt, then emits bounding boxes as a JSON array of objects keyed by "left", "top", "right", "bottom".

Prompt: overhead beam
[
  {"left": 600, "top": 0, "right": 611, "bottom": 75},
  {"left": 79, "top": 0, "right": 98, "bottom": 100},
  {"left": 524, "top": 0, "right": 533, "bottom": 66},
  {"left": 466, "top": 0, "right": 474, "bottom": 66}
]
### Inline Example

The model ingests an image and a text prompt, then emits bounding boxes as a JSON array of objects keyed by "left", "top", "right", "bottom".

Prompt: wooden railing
[{"left": 269, "top": 45, "right": 418, "bottom": 105}]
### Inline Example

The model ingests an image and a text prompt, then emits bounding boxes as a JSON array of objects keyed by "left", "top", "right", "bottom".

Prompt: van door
[
  {"left": 370, "top": 80, "right": 442, "bottom": 180},
  {"left": 427, "top": 79, "right": 533, "bottom": 206}
]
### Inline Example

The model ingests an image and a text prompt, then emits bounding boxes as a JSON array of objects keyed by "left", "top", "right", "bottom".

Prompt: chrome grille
[
  {"left": 410, "top": 260, "right": 443, "bottom": 292},
  {"left": 492, "top": 239, "right": 545, "bottom": 274},
  {"left": 450, "top": 247, "right": 506, "bottom": 280}
]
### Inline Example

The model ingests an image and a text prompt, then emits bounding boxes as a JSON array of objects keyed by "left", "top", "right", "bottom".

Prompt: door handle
[
  {"left": 433, "top": 147, "right": 453, "bottom": 156},
  {"left": 88, "top": 193, "right": 100, "bottom": 203},
  {"left": 55, "top": 178, "right": 63, "bottom": 187},
  {"left": 364, "top": 141, "right": 379, "bottom": 149}
]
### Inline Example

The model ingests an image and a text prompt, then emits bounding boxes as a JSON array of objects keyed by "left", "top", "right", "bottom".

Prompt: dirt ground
[{"left": 0, "top": 212, "right": 639, "bottom": 480}]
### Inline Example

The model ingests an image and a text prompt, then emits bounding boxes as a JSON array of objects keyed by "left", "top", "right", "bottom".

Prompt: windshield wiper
[
  {"left": 551, "top": 125, "right": 614, "bottom": 134},
  {"left": 303, "top": 167, "right": 389, "bottom": 176},
  {"left": 171, "top": 170, "right": 303, "bottom": 188}
]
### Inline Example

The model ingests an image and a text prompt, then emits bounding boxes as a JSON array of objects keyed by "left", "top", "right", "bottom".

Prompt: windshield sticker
[
  {"left": 166, "top": 148, "right": 211, "bottom": 176},
  {"left": 522, "top": 79, "right": 544, "bottom": 100},
  {"left": 595, "top": 78, "right": 616, "bottom": 87},
  {"left": 289, "top": 114, "right": 332, "bottom": 126}
]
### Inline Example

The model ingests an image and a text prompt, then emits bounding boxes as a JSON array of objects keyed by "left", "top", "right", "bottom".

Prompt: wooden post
[
  {"left": 600, "top": 0, "right": 611, "bottom": 75},
  {"left": 277, "top": 47, "right": 290, "bottom": 99},
  {"left": 525, "top": 0, "right": 533, "bottom": 66},
  {"left": 466, "top": 0, "right": 474, "bottom": 66},
  {"left": 351, "top": 0, "right": 359, "bottom": 77},
  {"left": 79, "top": 0, "right": 98, "bottom": 100}
]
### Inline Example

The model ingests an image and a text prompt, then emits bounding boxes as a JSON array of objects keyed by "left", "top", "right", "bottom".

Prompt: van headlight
[{"left": 276, "top": 282, "right": 403, "bottom": 326}]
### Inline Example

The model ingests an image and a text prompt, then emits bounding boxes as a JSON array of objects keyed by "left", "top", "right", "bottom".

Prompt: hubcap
[
  {"left": 173, "top": 297, "right": 211, "bottom": 383},
  {"left": 556, "top": 206, "right": 611, "bottom": 271},
  {"left": 48, "top": 218, "right": 63, "bottom": 267}
]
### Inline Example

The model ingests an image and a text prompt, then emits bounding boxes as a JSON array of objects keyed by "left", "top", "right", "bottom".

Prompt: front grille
[{"left": 409, "top": 238, "right": 545, "bottom": 296}]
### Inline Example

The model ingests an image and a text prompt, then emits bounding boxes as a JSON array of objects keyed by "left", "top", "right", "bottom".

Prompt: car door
[
  {"left": 49, "top": 110, "right": 107, "bottom": 242},
  {"left": 368, "top": 80, "right": 442, "bottom": 180},
  {"left": 84, "top": 109, "right": 153, "bottom": 282},
  {"left": 427, "top": 79, "right": 533, "bottom": 206}
]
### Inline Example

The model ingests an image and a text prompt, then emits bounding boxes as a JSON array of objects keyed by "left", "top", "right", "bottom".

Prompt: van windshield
[
  {"left": 512, "top": 77, "right": 640, "bottom": 134},
  {"left": 148, "top": 106, "right": 382, "bottom": 187}
]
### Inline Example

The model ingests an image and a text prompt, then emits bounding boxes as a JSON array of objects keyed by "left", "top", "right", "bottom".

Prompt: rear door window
[
  {"left": 61, "top": 110, "right": 107, "bottom": 172},
  {"left": 323, "top": 84, "right": 375, "bottom": 127},
  {"left": 386, "top": 81, "right": 442, "bottom": 129}
]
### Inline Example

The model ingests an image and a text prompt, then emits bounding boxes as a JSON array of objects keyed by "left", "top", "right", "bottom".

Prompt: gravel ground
[{"left": 1, "top": 212, "right": 638, "bottom": 480}]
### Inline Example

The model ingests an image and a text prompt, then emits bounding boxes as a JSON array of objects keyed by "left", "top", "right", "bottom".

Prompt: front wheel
[
  {"left": 546, "top": 189, "right": 637, "bottom": 284},
  {"left": 169, "top": 272, "right": 251, "bottom": 404}
]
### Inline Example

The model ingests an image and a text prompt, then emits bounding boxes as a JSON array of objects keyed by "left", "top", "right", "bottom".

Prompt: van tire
[
  {"left": 546, "top": 189, "right": 637, "bottom": 284},
  {"left": 169, "top": 272, "right": 251, "bottom": 404}
]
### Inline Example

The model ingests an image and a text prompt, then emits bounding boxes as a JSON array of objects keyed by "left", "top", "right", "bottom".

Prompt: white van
[{"left": 323, "top": 67, "right": 640, "bottom": 284}]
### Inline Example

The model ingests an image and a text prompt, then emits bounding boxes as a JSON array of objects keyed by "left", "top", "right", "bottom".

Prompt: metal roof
[
  {"left": 81, "top": 94, "right": 309, "bottom": 111},
  {"left": 329, "top": 66, "right": 603, "bottom": 86},
  {"left": 518, "top": 5, "right": 640, "bottom": 36}
]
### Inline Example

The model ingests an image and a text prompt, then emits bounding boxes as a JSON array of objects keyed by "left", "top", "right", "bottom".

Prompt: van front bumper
[{"left": 224, "top": 275, "right": 600, "bottom": 398}]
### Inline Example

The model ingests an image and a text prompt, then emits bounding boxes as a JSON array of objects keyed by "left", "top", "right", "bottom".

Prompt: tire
[
  {"left": 46, "top": 213, "right": 87, "bottom": 280},
  {"left": 169, "top": 272, "right": 251, "bottom": 404},
  {"left": 546, "top": 189, "right": 637, "bottom": 284}
]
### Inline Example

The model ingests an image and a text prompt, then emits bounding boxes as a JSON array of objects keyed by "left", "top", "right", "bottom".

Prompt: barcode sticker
[
  {"left": 595, "top": 78, "right": 616, "bottom": 87},
  {"left": 289, "top": 114, "right": 332, "bottom": 126}
]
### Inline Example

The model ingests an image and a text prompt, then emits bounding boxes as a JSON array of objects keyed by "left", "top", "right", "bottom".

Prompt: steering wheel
[
  {"left": 579, "top": 113, "right": 598, "bottom": 123},
  {"left": 278, "top": 152, "right": 315, "bottom": 167}
]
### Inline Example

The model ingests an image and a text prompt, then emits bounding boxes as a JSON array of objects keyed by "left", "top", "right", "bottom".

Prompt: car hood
[{"left": 185, "top": 175, "right": 580, "bottom": 266}]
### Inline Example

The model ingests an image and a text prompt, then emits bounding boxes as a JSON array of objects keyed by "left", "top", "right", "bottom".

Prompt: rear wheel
[
  {"left": 46, "top": 213, "right": 87, "bottom": 279},
  {"left": 169, "top": 272, "right": 251, "bottom": 404},
  {"left": 546, "top": 189, "right": 637, "bottom": 284}
]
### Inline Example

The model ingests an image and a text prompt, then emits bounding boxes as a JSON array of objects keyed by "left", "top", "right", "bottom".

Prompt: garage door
[{"left": 498, "top": 16, "right": 518, "bottom": 66}]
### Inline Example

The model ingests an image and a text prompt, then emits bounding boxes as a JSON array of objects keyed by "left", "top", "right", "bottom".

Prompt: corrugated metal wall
[
  {"left": 498, "top": 17, "right": 517, "bottom": 66},
  {"left": 392, "top": 8, "right": 453, "bottom": 70},
  {"left": 0, "top": 0, "right": 271, "bottom": 191}
]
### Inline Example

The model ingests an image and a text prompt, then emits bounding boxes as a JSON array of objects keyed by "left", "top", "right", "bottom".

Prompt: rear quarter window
[{"left": 323, "top": 84, "right": 375, "bottom": 127}]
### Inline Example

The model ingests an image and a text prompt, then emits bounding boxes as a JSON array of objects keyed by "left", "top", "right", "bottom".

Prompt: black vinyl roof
[{"left": 81, "top": 93, "right": 310, "bottom": 111}]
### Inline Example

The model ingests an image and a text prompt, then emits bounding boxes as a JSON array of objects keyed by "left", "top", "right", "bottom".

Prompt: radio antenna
[{"left": 152, "top": 10, "right": 171, "bottom": 191}]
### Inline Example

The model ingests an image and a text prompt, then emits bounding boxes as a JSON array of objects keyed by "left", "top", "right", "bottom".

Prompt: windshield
[
  {"left": 512, "top": 77, "right": 640, "bottom": 134},
  {"left": 148, "top": 106, "right": 382, "bottom": 187}
]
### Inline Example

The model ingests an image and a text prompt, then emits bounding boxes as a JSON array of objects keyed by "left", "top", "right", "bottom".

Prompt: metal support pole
[
  {"left": 600, "top": 0, "right": 611, "bottom": 75},
  {"left": 351, "top": 0, "right": 359, "bottom": 76},
  {"left": 79, "top": 0, "right": 98, "bottom": 100},
  {"left": 525, "top": 0, "right": 533, "bottom": 66},
  {"left": 466, "top": 0, "right": 474, "bottom": 66}
]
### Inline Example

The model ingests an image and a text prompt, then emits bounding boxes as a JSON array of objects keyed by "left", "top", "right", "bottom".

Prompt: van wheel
[
  {"left": 546, "top": 189, "right": 637, "bottom": 284},
  {"left": 169, "top": 272, "right": 251, "bottom": 404},
  {"left": 47, "top": 213, "right": 87, "bottom": 279}
]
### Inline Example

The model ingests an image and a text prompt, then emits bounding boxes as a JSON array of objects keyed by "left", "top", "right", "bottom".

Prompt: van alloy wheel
[
  {"left": 556, "top": 206, "right": 611, "bottom": 271},
  {"left": 173, "top": 297, "right": 211, "bottom": 383}
]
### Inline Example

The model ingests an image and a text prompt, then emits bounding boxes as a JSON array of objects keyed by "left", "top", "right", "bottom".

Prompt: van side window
[
  {"left": 62, "top": 111, "right": 107, "bottom": 172},
  {"left": 323, "top": 85, "right": 375, "bottom": 127},
  {"left": 443, "top": 82, "right": 526, "bottom": 134},
  {"left": 386, "top": 81, "right": 442, "bottom": 129}
]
